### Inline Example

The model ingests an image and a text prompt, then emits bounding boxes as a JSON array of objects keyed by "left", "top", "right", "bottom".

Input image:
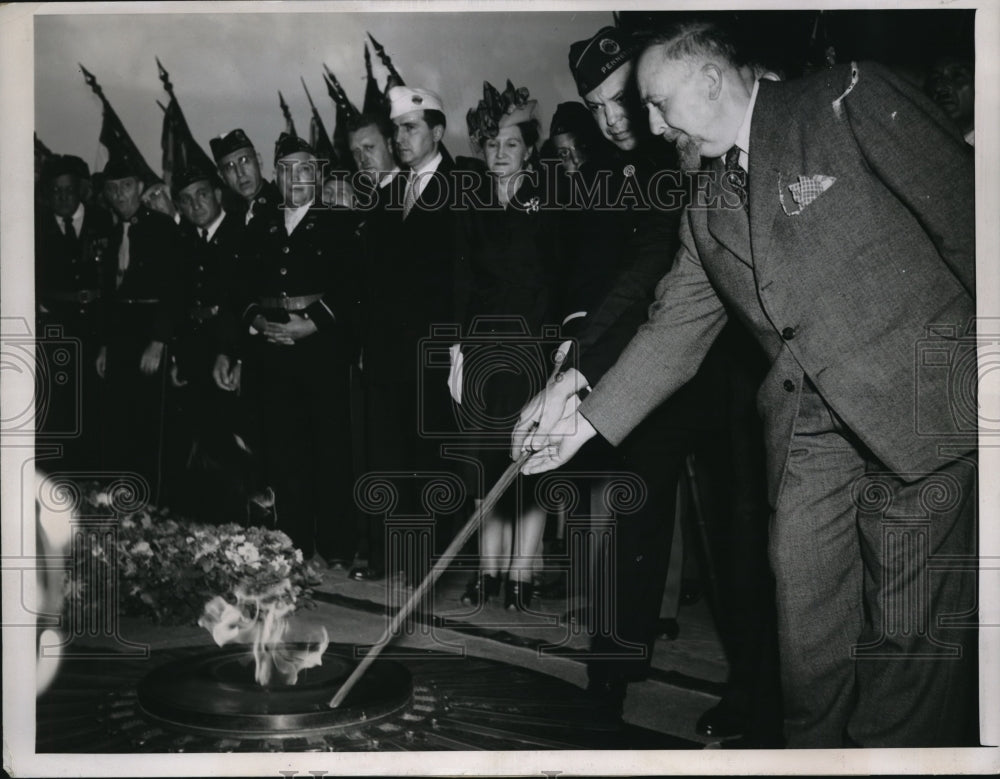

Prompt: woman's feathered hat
[{"left": 467, "top": 80, "right": 538, "bottom": 147}]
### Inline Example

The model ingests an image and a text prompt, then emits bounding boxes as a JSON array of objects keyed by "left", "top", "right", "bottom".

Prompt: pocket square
[{"left": 782, "top": 174, "right": 836, "bottom": 215}]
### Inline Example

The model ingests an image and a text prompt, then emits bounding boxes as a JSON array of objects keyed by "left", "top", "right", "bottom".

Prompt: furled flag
[
  {"left": 156, "top": 57, "right": 215, "bottom": 188},
  {"left": 362, "top": 44, "right": 386, "bottom": 117},
  {"left": 80, "top": 64, "right": 159, "bottom": 186},
  {"left": 322, "top": 65, "right": 361, "bottom": 169},
  {"left": 278, "top": 91, "right": 299, "bottom": 138},
  {"left": 301, "top": 76, "right": 340, "bottom": 169}
]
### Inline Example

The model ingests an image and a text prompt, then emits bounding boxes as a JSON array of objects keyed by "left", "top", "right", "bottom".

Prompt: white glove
[{"left": 447, "top": 343, "right": 464, "bottom": 404}]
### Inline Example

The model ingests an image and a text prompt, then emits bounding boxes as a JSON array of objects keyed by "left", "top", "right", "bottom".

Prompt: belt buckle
[{"left": 279, "top": 292, "right": 290, "bottom": 310}]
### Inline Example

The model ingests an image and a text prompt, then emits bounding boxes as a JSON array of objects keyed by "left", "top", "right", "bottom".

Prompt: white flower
[{"left": 526, "top": 196, "right": 540, "bottom": 213}]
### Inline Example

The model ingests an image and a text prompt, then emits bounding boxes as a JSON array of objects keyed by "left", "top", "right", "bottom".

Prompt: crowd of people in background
[{"left": 35, "top": 15, "right": 977, "bottom": 749}]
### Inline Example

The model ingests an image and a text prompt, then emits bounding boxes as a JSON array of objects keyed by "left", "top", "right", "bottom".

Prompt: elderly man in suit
[{"left": 518, "top": 23, "right": 977, "bottom": 748}]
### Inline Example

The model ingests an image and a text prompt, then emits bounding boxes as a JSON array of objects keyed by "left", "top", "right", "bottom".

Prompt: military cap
[
  {"left": 550, "top": 102, "right": 594, "bottom": 138},
  {"left": 273, "top": 132, "right": 314, "bottom": 163},
  {"left": 102, "top": 157, "right": 143, "bottom": 182},
  {"left": 42, "top": 154, "right": 91, "bottom": 184},
  {"left": 171, "top": 163, "right": 221, "bottom": 197},
  {"left": 387, "top": 86, "right": 444, "bottom": 120},
  {"left": 210, "top": 128, "right": 255, "bottom": 162},
  {"left": 568, "top": 26, "right": 641, "bottom": 97}
]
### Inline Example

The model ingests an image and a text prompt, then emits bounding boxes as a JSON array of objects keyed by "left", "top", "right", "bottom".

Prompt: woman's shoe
[
  {"left": 461, "top": 573, "right": 500, "bottom": 606},
  {"left": 504, "top": 579, "right": 534, "bottom": 611}
]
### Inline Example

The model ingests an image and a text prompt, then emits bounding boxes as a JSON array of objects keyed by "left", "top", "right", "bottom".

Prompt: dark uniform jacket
[
  {"left": 101, "top": 206, "right": 182, "bottom": 346},
  {"left": 176, "top": 211, "right": 245, "bottom": 368},
  {"left": 239, "top": 202, "right": 362, "bottom": 364},
  {"left": 35, "top": 205, "right": 113, "bottom": 316},
  {"left": 564, "top": 146, "right": 727, "bottom": 432}
]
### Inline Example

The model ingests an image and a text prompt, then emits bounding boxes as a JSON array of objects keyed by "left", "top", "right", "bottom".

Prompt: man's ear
[
  {"left": 703, "top": 63, "right": 723, "bottom": 100},
  {"left": 432, "top": 124, "right": 445, "bottom": 144},
  {"left": 213, "top": 188, "right": 224, "bottom": 205}
]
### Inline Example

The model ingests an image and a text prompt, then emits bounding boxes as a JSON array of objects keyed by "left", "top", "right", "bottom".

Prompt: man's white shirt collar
[
  {"left": 203, "top": 209, "right": 226, "bottom": 243},
  {"left": 379, "top": 167, "right": 401, "bottom": 189},
  {"left": 407, "top": 151, "right": 442, "bottom": 202},
  {"left": 57, "top": 202, "right": 85, "bottom": 235},
  {"left": 284, "top": 200, "right": 312, "bottom": 235}
]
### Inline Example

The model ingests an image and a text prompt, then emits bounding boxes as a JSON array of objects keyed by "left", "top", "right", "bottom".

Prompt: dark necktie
[
  {"left": 61, "top": 215, "right": 78, "bottom": 242},
  {"left": 200, "top": 228, "right": 209, "bottom": 244},
  {"left": 724, "top": 145, "right": 748, "bottom": 211}
]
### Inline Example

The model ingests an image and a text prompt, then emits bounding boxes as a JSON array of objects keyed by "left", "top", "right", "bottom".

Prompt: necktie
[
  {"left": 116, "top": 222, "right": 130, "bottom": 288},
  {"left": 61, "top": 215, "right": 77, "bottom": 241},
  {"left": 200, "top": 228, "right": 209, "bottom": 244},
  {"left": 724, "top": 145, "right": 748, "bottom": 211},
  {"left": 402, "top": 171, "right": 418, "bottom": 220}
]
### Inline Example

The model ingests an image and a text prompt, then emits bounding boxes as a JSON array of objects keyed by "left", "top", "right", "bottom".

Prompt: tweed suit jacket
[{"left": 580, "top": 62, "right": 975, "bottom": 498}]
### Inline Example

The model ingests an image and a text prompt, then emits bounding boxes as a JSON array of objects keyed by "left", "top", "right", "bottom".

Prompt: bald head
[{"left": 636, "top": 24, "right": 755, "bottom": 168}]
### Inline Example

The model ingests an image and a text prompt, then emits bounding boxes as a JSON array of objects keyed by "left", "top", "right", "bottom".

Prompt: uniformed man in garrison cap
[
  {"left": 166, "top": 163, "right": 249, "bottom": 522},
  {"left": 210, "top": 128, "right": 282, "bottom": 228},
  {"left": 237, "top": 133, "right": 362, "bottom": 565},
  {"left": 35, "top": 154, "right": 114, "bottom": 470},
  {"left": 96, "top": 157, "right": 182, "bottom": 506}
]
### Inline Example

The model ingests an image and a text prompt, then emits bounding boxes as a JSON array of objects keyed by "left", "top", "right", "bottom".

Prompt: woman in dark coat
[{"left": 450, "top": 80, "right": 565, "bottom": 611}]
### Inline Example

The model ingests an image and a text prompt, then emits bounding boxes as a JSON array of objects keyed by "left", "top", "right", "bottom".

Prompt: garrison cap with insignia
[
  {"left": 273, "top": 132, "right": 315, "bottom": 163},
  {"left": 172, "top": 163, "right": 221, "bottom": 197},
  {"left": 210, "top": 128, "right": 255, "bottom": 162},
  {"left": 387, "top": 86, "right": 444, "bottom": 120},
  {"left": 568, "top": 26, "right": 641, "bottom": 96}
]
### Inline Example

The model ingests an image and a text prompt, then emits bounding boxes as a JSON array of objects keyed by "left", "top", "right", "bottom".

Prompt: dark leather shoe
[
  {"left": 348, "top": 565, "right": 385, "bottom": 581},
  {"left": 696, "top": 702, "right": 745, "bottom": 738}
]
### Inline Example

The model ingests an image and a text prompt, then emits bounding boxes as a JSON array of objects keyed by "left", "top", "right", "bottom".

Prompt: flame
[{"left": 198, "top": 579, "right": 328, "bottom": 686}]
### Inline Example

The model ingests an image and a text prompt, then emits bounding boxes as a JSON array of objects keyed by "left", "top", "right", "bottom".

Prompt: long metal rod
[{"left": 328, "top": 450, "right": 531, "bottom": 708}]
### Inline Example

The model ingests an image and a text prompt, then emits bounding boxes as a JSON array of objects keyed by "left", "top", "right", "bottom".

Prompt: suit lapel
[
  {"left": 705, "top": 155, "right": 752, "bottom": 266},
  {"left": 747, "top": 79, "right": 793, "bottom": 276}
]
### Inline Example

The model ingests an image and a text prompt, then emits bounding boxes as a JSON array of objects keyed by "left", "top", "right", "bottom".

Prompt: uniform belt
[
  {"left": 44, "top": 289, "right": 101, "bottom": 304},
  {"left": 258, "top": 293, "right": 323, "bottom": 311},
  {"left": 190, "top": 305, "right": 220, "bottom": 321}
]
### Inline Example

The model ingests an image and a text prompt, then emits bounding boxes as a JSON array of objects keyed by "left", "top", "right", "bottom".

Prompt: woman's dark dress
[{"left": 455, "top": 178, "right": 565, "bottom": 504}]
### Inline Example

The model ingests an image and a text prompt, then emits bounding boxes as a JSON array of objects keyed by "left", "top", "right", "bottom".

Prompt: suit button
[
  {"left": 280, "top": 267, "right": 288, "bottom": 275},
  {"left": 282, "top": 246, "right": 290, "bottom": 254},
  {"left": 781, "top": 327, "right": 796, "bottom": 340},
  {"left": 194, "top": 299, "right": 201, "bottom": 306},
  {"left": 197, "top": 265, "right": 204, "bottom": 272},
  {"left": 782, "top": 379, "right": 795, "bottom": 392}
]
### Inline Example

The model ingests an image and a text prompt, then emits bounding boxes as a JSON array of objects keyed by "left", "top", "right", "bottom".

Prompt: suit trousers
[{"left": 771, "top": 379, "right": 977, "bottom": 747}]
